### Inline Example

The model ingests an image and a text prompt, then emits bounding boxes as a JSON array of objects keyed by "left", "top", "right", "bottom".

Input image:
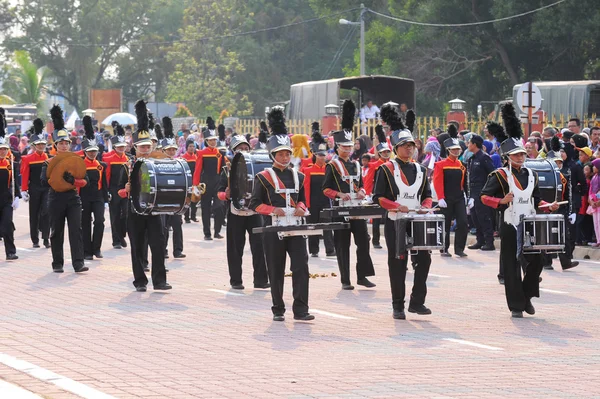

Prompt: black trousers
[
  {"left": 185, "top": 201, "right": 198, "bottom": 221},
  {"left": 471, "top": 194, "right": 494, "bottom": 246},
  {"left": 262, "top": 232, "right": 309, "bottom": 316},
  {"left": 127, "top": 210, "right": 167, "bottom": 288},
  {"left": 333, "top": 219, "right": 375, "bottom": 285},
  {"left": 49, "top": 192, "right": 84, "bottom": 269},
  {"left": 201, "top": 185, "right": 224, "bottom": 237},
  {"left": 306, "top": 205, "right": 334, "bottom": 255},
  {"left": 372, "top": 218, "right": 382, "bottom": 245},
  {"left": 82, "top": 199, "right": 105, "bottom": 256},
  {"left": 226, "top": 209, "right": 268, "bottom": 286},
  {"left": 109, "top": 188, "right": 127, "bottom": 245},
  {"left": 578, "top": 214, "right": 594, "bottom": 243},
  {"left": 441, "top": 198, "right": 468, "bottom": 253},
  {"left": 384, "top": 219, "right": 431, "bottom": 310},
  {"left": 162, "top": 214, "right": 183, "bottom": 256},
  {"left": 500, "top": 223, "right": 543, "bottom": 312},
  {"left": 29, "top": 188, "right": 49, "bottom": 244},
  {"left": 0, "top": 201, "right": 16, "bottom": 256}
]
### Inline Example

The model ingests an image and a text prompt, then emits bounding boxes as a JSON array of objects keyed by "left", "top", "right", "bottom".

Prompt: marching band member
[
  {"left": 217, "top": 135, "right": 269, "bottom": 290},
  {"left": 0, "top": 110, "right": 19, "bottom": 260},
  {"left": 373, "top": 125, "right": 433, "bottom": 320},
  {"left": 103, "top": 121, "right": 130, "bottom": 249},
  {"left": 118, "top": 100, "right": 171, "bottom": 292},
  {"left": 323, "top": 99, "right": 375, "bottom": 290},
  {"left": 433, "top": 124, "right": 468, "bottom": 257},
  {"left": 193, "top": 117, "right": 226, "bottom": 240},
  {"left": 80, "top": 116, "right": 108, "bottom": 260},
  {"left": 248, "top": 107, "right": 313, "bottom": 321},
  {"left": 41, "top": 105, "right": 89, "bottom": 273},
  {"left": 20, "top": 118, "right": 50, "bottom": 248},
  {"left": 181, "top": 139, "right": 199, "bottom": 223},
  {"left": 481, "top": 104, "right": 559, "bottom": 318},
  {"left": 161, "top": 117, "right": 186, "bottom": 259}
]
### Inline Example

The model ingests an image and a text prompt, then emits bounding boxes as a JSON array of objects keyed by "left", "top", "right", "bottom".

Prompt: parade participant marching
[
  {"left": 302, "top": 126, "right": 336, "bottom": 257},
  {"left": 217, "top": 135, "right": 269, "bottom": 290},
  {"left": 193, "top": 117, "right": 226, "bottom": 240},
  {"left": 0, "top": 110, "right": 20, "bottom": 260},
  {"left": 322, "top": 99, "right": 376, "bottom": 290},
  {"left": 181, "top": 139, "right": 199, "bottom": 223},
  {"left": 481, "top": 103, "right": 559, "bottom": 318},
  {"left": 103, "top": 121, "right": 130, "bottom": 249},
  {"left": 20, "top": 118, "right": 50, "bottom": 248},
  {"left": 466, "top": 134, "right": 496, "bottom": 251},
  {"left": 160, "top": 117, "right": 186, "bottom": 259},
  {"left": 41, "top": 105, "right": 89, "bottom": 273},
  {"left": 117, "top": 100, "right": 171, "bottom": 292},
  {"left": 433, "top": 124, "right": 468, "bottom": 257},
  {"left": 373, "top": 126, "right": 433, "bottom": 319},
  {"left": 248, "top": 106, "right": 313, "bottom": 321},
  {"left": 80, "top": 116, "right": 108, "bottom": 260}
]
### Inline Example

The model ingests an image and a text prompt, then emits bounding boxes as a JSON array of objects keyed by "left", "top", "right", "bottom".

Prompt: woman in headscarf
[
  {"left": 291, "top": 133, "right": 311, "bottom": 169},
  {"left": 19, "top": 136, "right": 29, "bottom": 154},
  {"left": 350, "top": 137, "right": 368, "bottom": 162}
]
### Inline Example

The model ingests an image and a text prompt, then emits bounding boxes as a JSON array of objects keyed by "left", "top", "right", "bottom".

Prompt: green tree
[{"left": 2, "top": 51, "right": 49, "bottom": 109}]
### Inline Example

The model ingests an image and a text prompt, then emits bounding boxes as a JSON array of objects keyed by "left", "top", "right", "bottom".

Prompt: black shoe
[
  {"left": 525, "top": 299, "right": 535, "bottom": 315},
  {"left": 113, "top": 244, "right": 122, "bottom": 249},
  {"left": 165, "top": 268, "right": 169, "bottom": 273},
  {"left": 467, "top": 243, "right": 483, "bottom": 250},
  {"left": 498, "top": 277, "right": 505, "bottom": 285},
  {"left": 136, "top": 286, "right": 147, "bottom": 292},
  {"left": 204, "top": 235, "right": 213, "bottom": 241},
  {"left": 273, "top": 315, "right": 285, "bottom": 322},
  {"left": 32, "top": 242, "right": 40, "bottom": 248},
  {"left": 393, "top": 310, "right": 406, "bottom": 320},
  {"left": 481, "top": 244, "right": 496, "bottom": 251},
  {"left": 185, "top": 219, "right": 191, "bottom": 224},
  {"left": 84, "top": 255, "right": 93, "bottom": 261},
  {"left": 43, "top": 239, "right": 51, "bottom": 248},
  {"left": 310, "top": 253, "right": 318, "bottom": 257},
  {"left": 294, "top": 313, "right": 315, "bottom": 321},
  {"left": 539, "top": 276, "right": 543, "bottom": 283},
  {"left": 357, "top": 278, "right": 376, "bottom": 288},
  {"left": 154, "top": 283, "right": 172, "bottom": 290},
  {"left": 174, "top": 253, "right": 186, "bottom": 259},
  {"left": 511, "top": 310, "right": 523, "bottom": 318},
  {"left": 231, "top": 284, "right": 244, "bottom": 290},
  {"left": 164, "top": 253, "right": 169, "bottom": 259},
  {"left": 192, "top": 218, "right": 199, "bottom": 222},
  {"left": 543, "top": 265, "right": 554, "bottom": 270},
  {"left": 562, "top": 261, "right": 579, "bottom": 270},
  {"left": 6, "top": 253, "right": 18, "bottom": 260},
  {"left": 373, "top": 243, "right": 382, "bottom": 249},
  {"left": 254, "top": 282, "right": 271, "bottom": 289},
  {"left": 441, "top": 252, "right": 452, "bottom": 257},
  {"left": 342, "top": 284, "right": 355, "bottom": 290},
  {"left": 120, "top": 239, "right": 127, "bottom": 248},
  {"left": 143, "top": 266, "right": 150, "bottom": 272},
  {"left": 326, "top": 252, "right": 337, "bottom": 257},
  {"left": 408, "top": 304, "right": 432, "bottom": 315},
  {"left": 94, "top": 251, "right": 103, "bottom": 259},
  {"left": 74, "top": 265, "right": 89, "bottom": 273},
  {"left": 214, "top": 233, "right": 224, "bottom": 239},
  {"left": 455, "top": 252, "right": 468, "bottom": 258},
  {"left": 53, "top": 267, "right": 64, "bottom": 273}
]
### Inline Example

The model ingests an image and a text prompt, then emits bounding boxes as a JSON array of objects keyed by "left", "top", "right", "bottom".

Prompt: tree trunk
[{"left": 491, "top": 37, "right": 520, "bottom": 87}]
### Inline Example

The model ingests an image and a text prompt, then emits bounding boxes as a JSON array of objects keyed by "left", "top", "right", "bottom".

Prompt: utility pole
[{"left": 360, "top": 3, "right": 366, "bottom": 76}]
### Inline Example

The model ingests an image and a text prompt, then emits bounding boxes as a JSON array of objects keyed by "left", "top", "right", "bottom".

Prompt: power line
[
  {"left": 320, "top": 25, "right": 358, "bottom": 80},
  {"left": 368, "top": 0, "right": 567, "bottom": 28}
]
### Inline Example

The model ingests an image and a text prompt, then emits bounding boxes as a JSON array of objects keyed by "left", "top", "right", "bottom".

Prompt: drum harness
[
  {"left": 266, "top": 167, "right": 309, "bottom": 227},
  {"left": 331, "top": 157, "right": 363, "bottom": 207}
]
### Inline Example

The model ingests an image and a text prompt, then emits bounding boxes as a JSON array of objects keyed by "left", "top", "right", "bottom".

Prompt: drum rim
[{"left": 131, "top": 158, "right": 157, "bottom": 215}]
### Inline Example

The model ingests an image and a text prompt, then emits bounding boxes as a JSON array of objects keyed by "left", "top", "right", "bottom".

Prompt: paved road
[{"left": 1, "top": 206, "right": 599, "bottom": 398}]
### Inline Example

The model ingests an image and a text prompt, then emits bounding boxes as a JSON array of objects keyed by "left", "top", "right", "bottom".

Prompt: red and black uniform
[
  {"left": 248, "top": 166, "right": 309, "bottom": 318},
  {"left": 103, "top": 151, "right": 130, "bottom": 247},
  {"left": 181, "top": 151, "right": 199, "bottom": 222},
  {"left": 322, "top": 158, "right": 375, "bottom": 286},
  {"left": 80, "top": 157, "right": 108, "bottom": 257},
  {"left": 364, "top": 157, "right": 385, "bottom": 246},
  {"left": 432, "top": 157, "right": 468, "bottom": 254},
  {"left": 0, "top": 157, "right": 20, "bottom": 257},
  {"left": 20, "top": 151, "right": 49, "bottom": 245},
  {"left": 193, "top": 147, "right": 225, "bottom": 238},
  {"left": 302, "top": 162, "right": 335, "bottom": 256}
]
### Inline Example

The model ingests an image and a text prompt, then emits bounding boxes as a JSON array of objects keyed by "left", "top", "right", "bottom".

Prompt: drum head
[
  {"left": 230, "top": 152, "right": 248, "bottom": 210},
  {"left": 131, "top": 159, "right": 155, "bottom": 214}
]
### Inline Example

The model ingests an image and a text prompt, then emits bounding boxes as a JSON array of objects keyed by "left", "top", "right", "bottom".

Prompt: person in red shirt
[
  {"left": 181, "top": 140, "right": 199, "bottom": 223},
  {"left": 433, "top": 124, "right": 468, "bottom": 257}
]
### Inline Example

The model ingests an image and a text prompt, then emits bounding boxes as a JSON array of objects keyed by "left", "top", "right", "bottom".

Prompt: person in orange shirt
[
  {"left": 181, "top": 140, "right": 199, "bottom": 223},
  {"left": 0, "top": 110, "right": 20, "bottom": 260}
]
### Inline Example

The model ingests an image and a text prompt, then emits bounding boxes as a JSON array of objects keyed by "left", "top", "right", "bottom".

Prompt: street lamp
[{"left": 339, "top": 4, "right": 366, "bottom": 76}]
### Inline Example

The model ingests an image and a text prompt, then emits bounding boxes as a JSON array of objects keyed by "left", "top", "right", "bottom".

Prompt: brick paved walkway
[{"left": 1, "top": 207, "right": 599, "bottom": 398}]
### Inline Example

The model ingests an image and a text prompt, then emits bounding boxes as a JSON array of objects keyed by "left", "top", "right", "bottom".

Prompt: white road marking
[
  {"left": 310, "top": 309, "right": 357, "bottom": 320},
  {"left": 0, "top": 380, "right": 43, "bottom": 398},
  {"left": 207, "top": 289, "right": 245, "bottom": 296},
  {"left": 407, "top": 270, "right": 450, "bottom": 278},
  {"left": 443, "top": 338, "right": 503, "bottom": 351},
  {"left": 539, "top": 288, "right": 569, "bottom": 294},
  {"left": 320, "top": 258, "right": 338, "bottom": 262},
  {"left": 0, "top": 353, "right": 116, "bottom": 399},
  {"left": 16, "top": 247, "right": 36, "bottom": 253}
]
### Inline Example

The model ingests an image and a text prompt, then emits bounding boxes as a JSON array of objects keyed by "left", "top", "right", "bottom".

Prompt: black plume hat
[
  {"left": 133, "top": 99, "right": 152, "bottom": 145},
  {"left": 50, "top": 104, "right": 70, "bottom": 143},
  {"left": 160, "top": 116, "right": 177, "bottom": 149},
  {"left": 375, "top": 124, "right": 392, "bottom": 153},
  {"left": 267, "top": 106, "right": 287, "bottom": 135},
  {"left": 30, "top": 118, "right": 47, "bottom": 145},
  {"left": 498, "top": 103, "right": 526, "bottom": 156},
  {"left": 110, "top": 120, "right": 127, "bottom": 147},
  {"left": 82, "top": 115, "right": 98, "bottom": 152},
  {"left": 0, "top": 108, "right": 7, "bottom": 149},
  {"left": 341, "top": 99, "right": 356, "bottom": 131}
]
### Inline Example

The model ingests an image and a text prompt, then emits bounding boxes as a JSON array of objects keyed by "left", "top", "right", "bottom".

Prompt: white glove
[
  {"left": 105, "top": 202, "right": 109, "bottom": 209},
  {"left": 438, "top": 199, "right": 448, "bottom": 208},
  {"left": 468, "top": 198, "right": 475, "bottom": 209},
  {"left": 192, "top": 186, "right": 201, "bottom": 196},
  {"left": 12, "top": 197, "right": 19, "bottom": 210},
  {"left": 568, "top": 213, "right": 576, "bottom": 225},
  {"left": 21, "top": 191, "right": 29, "bottom": 202},
  {"left": 107, "top": 192, "right": 112, "bottom": 202}
]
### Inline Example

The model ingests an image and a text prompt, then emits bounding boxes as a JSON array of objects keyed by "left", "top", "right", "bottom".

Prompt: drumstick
[{"left": 538, "top": 201, "right": 568, "bottom": 208}]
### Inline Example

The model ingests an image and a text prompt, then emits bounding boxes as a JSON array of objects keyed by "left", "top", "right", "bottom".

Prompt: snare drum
[
  {"left": 522, "top": 214, "right": 565, "bottom": 253},
  {"left": 395, "top": 214, "right": 445, "bottom": 255}
]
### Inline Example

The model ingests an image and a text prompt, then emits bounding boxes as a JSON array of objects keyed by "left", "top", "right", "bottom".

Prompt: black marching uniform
[
  {"left": 0, "top": 132, "right": 19, "bottom": 259},
  {"left": 467, "top": 145, "right": 496, "bottom": 248},
  {"left": 81, "top": 157, "right": 108, "bottom": 258}
]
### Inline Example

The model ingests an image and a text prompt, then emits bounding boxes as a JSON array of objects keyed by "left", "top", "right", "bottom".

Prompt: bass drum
[
  {"left": 130, "top": 158, "right": 192, "bottom": 215},
  {"left": 230, "top": 149, "right": 272, "bottom": 210},
  {"left": 524, "top": 158, "right": 562, "bottom": 204}
]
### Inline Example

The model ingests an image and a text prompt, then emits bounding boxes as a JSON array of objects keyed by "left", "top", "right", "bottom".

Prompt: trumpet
[{"left": 191, "top": 183, "right": 206, "bottom": 202}]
